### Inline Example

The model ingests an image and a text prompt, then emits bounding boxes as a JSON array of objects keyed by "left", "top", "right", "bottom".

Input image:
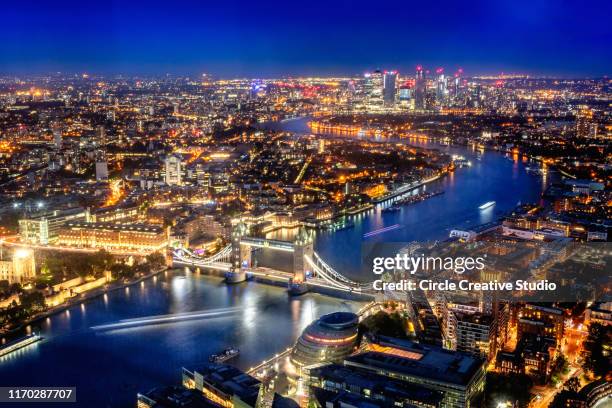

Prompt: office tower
[
  {"left": 383, "top": 70, "right": 397, "bottom": 106},
  {"left": 318, "top": 138, "right": 325, "bottom": 154},
  {"left": 364, "top": 70, "right": 384, "bottom": 111},
  {"left": 435, "top": 68, "right": 448, "bottom": 105},
  {"left": 575, "top": 106, "right": 594, "bottom": 138},
  {"left": 53, "top": 128, "right": 62, "bottom": 149},
  {"left": 164, "top": 155, "right": 183, "bottom": 186},
  {"left": 97, "top": 125, "right": 106, "bottom": 146},
  {"left": 95, "top": 154, "right": 109, "bottom": 182},
  {"left": 451, "top": 68, "right": 463, "bottom": 103},
  {"left": 414, "top": 66, "right": 426, "bottom": 110}
]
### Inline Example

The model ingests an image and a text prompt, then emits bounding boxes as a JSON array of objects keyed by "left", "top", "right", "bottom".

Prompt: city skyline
[{"left": 2, "top": 0, "right": 611, "bottom": 77}]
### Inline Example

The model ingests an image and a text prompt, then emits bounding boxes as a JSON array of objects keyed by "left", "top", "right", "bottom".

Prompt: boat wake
[{"left": 91, "top": 307, "right": 243, "bottom": 331}]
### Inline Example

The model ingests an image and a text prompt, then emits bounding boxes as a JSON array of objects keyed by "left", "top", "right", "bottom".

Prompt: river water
[{"left": 0, "top": 117, "right": 552, "bottom": 407}]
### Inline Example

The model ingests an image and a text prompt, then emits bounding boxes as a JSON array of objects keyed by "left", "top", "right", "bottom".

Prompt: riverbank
[{"left": 1, "top": 266, "right": 169, "bottom": 339}]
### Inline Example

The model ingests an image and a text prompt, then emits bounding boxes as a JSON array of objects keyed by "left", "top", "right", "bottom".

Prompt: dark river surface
[{"left": 0, "top": 117, "right": 553, "bottom": 407}]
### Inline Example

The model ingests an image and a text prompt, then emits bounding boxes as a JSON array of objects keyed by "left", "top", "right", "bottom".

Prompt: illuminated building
[
  {"left": 0, "top": 249, "right": 36, "bottom": 284},
  {"left": 317, "top": 138, "right": 325, "bottom": 154},
  {"left": 495, "top": 335, "right": 555, "bottom": 384},
  {"left": 97, "top": 125, "right": 106, "bottom": 145},
  {"left": 19, "top": 207, "right": 90, "bottom": 244},
  {"left": 398, "top": 85, "right": 413, "bottom": 109},
  {"left": 164, "top": 155, "right": 183, "bottom": 186},
  {"left": 137, "top": 386, "right": 213, "bottom": 408},
  {"left": 335, "top": 336, "right": 486, "bottom": 408},
  {"left": 290, "top": 312, "right": 359, "bottom": 370},
  {"left": 307, "top": 362, "right": 444, "bottom": 408},
  {"left": 53, "top": 128, "right": 62, "bottom": 149},
  {"left": 517, "top": 303, "right": 564, "bottom": 347},
  {"left": 95, "top": 155, "right": 109, "bottom": 182},
  {"left": 435, "top": 68, "right": 448, "bottom": 105},
  {"left": 575, "top": 106, "right": 594, "bottom": 138},
  {"left": 364, "top": 70, "right": 384, "bottom": 111},
  {"left": 585, "top": 302, "right": 612, "bottom": 326},
  {"left": 414, "top": 66, "right": 426, "bottom": 110},
  {"left": 57, "top": 222, "right": 168, "bottom": 252},
  {"left": 383, "top": 70, "right": 397, "bottom": 106},
  {"left": 181, "top": 364, "right": 298, "bottom": 408},
  {"left": 455, "top": 313, "right": 497, "bottom": 362}
]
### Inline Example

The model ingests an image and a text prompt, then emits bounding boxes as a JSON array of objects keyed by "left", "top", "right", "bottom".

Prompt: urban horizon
[{"left": 0, "top": 2, "right": 610, "bottom": 408}]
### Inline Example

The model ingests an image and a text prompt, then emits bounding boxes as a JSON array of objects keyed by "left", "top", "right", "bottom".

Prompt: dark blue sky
[{"left": 1, "top": 0, "right": 610, "bottom": 77}]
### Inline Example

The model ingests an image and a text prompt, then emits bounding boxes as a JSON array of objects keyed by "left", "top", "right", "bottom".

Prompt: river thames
[{"left": 0, "top": 117, "right": 554, "bottom": 407}]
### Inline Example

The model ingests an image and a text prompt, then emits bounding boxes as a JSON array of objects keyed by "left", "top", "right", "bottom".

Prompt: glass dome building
[{"left": 290, "top": 312, "right": 359, "bottom": 370}]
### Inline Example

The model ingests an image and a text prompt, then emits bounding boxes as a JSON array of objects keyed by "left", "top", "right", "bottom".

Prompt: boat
[
  {"left": 209, "top": 347, "right": 240, "bottom": 363},
  {"left": 0, "top": 333, "right": 42, "bottom": 357},
  {"left": 326, "top": 219, "right": 355, "bottom": 231},
  {"left": 394, "top": 190, "right": 444, "bottom": 206},
  {"left": 382, "top": 206, "right": 401, "bottom": 213},
  {"left": 478, "top": 201, "right": 496, "bottom": 210}
]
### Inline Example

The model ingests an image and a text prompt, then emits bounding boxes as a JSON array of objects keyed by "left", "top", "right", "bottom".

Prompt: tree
[
  {"left": 19, "top": 291, "right": 45, "bottom": 313},
  {"left": 145, "top": 252, "right": 166, "bottom": 270},
  {"left": 0, "top": 280, "right": 9, "bottom": 293},
  {"left": 565, "top": 377, "right": 580, "bottom": 393},
  {"left": 359, "top": 311, "right": 409, "bottom": 339},
  {"left": 484, "top": 372, "right": 534, "bottom": 408}
]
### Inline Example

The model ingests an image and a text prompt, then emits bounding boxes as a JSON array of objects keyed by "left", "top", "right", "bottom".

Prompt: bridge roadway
[{"left": 172, "top": 247, "right": 379, "bottom": 297}]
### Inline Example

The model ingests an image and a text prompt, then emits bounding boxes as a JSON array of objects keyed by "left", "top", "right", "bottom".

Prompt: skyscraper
[
  {"left": 575, "top": 106, "right": 594, "bottom": 138},
  {"left": 364, "top": 70, "right": 384, "bottom": 111},
  {"left": 435, "top": 68, "right": 448, "bottom": 105},
  {"left": 97, "top": 125, "right": 106, "bottom": 146},
  {"left": 53, "top": 128, "right": 62, "bottom": 149},
  {"left": 164, "top": 155, "right": 183, "bottom": 186},
  {"left": 95, "top": 150, "right": 109, "bottom": 182},
  {"left": 383, "top": 70, "right": 397, "bottom": 106},
  {"left": 414, "top": 66, "right": 426, "bottom": 110}
]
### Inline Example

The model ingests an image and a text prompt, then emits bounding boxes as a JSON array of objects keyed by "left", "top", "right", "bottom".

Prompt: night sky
[{"left": 1, "top": 0, "right": 610, "bottom": 77}]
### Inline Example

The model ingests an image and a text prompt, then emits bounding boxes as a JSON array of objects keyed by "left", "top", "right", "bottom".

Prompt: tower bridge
[{"left": 172, "top": 221, "right": 376, "bottom": 298}]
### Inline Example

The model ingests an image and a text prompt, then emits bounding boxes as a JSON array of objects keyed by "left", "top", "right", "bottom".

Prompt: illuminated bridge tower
[
  {"left": 289, "top": 226, "right": 314, "bottom": 295},
  {"left": 227, "top": 221, "right": 250, "bottom": 283}
]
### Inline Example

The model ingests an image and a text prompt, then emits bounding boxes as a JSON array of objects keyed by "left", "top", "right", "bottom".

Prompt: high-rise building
[
  {"left": 414, "top": 66, "right": 426, "bottom": 110},
  {"left": 383, "top": 70, "right": 397, "bottom": 106},
  {"left": 435, "top": 68, "right": 448, "bottom": 105},
  {"left": 575, "top": 106, "right": 594, "bottom": 138},
  {"left": 97, "top": 125, "right": 106, "bottom": 146},
  {"left": 164, "top": 155, "right": 183, "bottom": 186},
  {"left": 364, "top": 70, "right": 384, "bottom": 111},
  {"left": 95, "top": 159, "right": 109, "bottom": 182},
  {"left": 455, "top": 313, "right": 497, "bottom": 361},
  {"left": 398, "top": 85, "right": 413, "bottom": 109},
  {"left": 53, "top": 128, "right": 62, "bottom": 149}
]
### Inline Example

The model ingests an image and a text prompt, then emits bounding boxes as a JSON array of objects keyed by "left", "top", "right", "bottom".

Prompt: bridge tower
[
  {"left": 289, "top": 226, "right": 313, "bottom": 295},
  {"left": 227, "top": 221, "right": 250, "bottom": 283}
]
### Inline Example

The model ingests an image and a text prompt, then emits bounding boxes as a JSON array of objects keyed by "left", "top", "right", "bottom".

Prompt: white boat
[
  {"left": 478, "top": 201, "right": 496, "bottom": 210},
  {"left": 0, "top": 334, "right": 42, "bottom": 357}
]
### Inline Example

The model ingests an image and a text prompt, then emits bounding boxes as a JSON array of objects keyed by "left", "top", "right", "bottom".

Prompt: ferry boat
[
  {"left": 478, "top": 201, "right": 496, "bottom": 210},
  {"left": 325, "top": 219, "right": 355, "bottom": 231},
  {"left": 288, "top": 278, "right": 309, "bottom": 296},
  {"left": 209, "top": 347, "right": 240, "bottom": 363},
  {"left": 382, "top": 205, "right": 401, "bottom": 213},
  {"left": 394, "top": 190, "right": 444, "bottom": 206},
  {"left": 0, "top": 333, "right": 42, "bottom": 357}
]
